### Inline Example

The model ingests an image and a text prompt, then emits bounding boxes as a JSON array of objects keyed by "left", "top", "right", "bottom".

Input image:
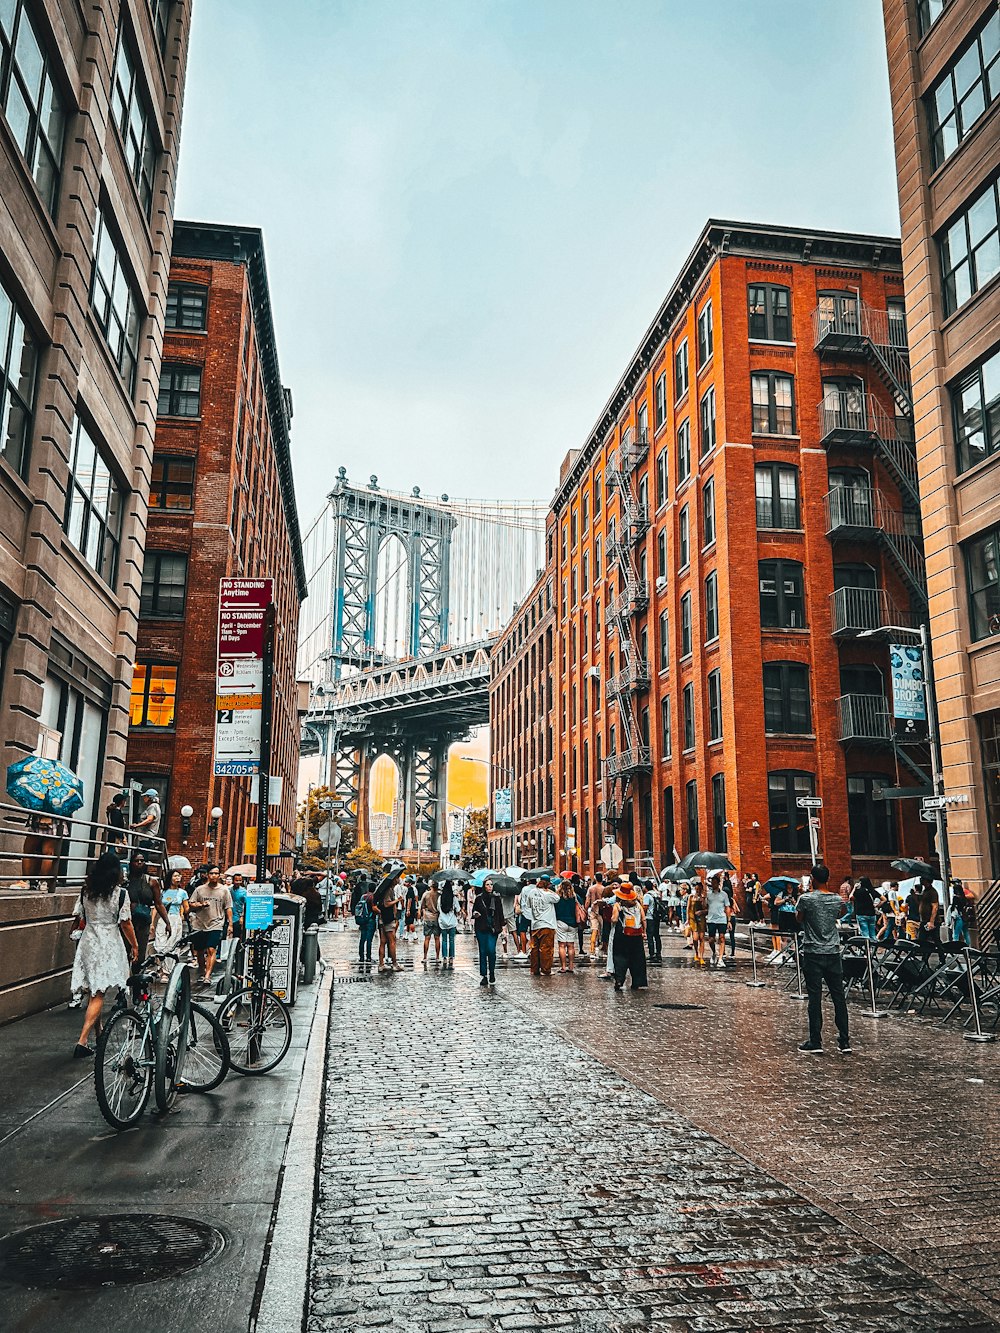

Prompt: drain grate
[
  {"left": 653, "top": 1003, "right": 707, "bottom": 1011},
  {"left": 335, "top": 975, "right": 374, "bottom": 984},
  {"left": 0, "top": 1215, "right": 224, "bottom": 1289}
]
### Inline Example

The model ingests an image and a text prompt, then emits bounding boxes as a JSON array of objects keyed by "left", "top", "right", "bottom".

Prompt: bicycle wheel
[
  {"left": 219, "top": 987, "right": 292, "bottom": 1074},
  {"left": 154, "top": 966, "right": 191, "bottom": 1111},
  {"left": 95, "top": 1009, "right": 153, "bottom": 1129},
  {"left": 181, "top": 1002, "right": 231, "bottom": 1092}
]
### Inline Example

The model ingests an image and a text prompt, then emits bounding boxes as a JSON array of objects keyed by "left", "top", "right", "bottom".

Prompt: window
[
  {"left": 759, "top": 559, "right": 805, "bottom": 629},
  {"left": 763, "top": 661, "right": 811, "bottom": 733},
  {"left": 680, "top": 591, "right": 692, "bottom": 657},
  {"left": 918, "top": 0, "right": 951, "bottom": 36},
  {"left": 751, "top": 371, "right": 796, "bottom": 435},
  {"left": 157, "top": 363, "right": 201, "bottom": 417},
  {"left": 0, "top": 2, "right": 65, "bottom": 214},
  {"left": 941, "top": 179, "right": 1000, "bottom": 314},
  {"left": 582, "top": 551, "right": 589, "bottom": 594},
  {"left": 150, "top": 0, "right": 173, "bottom": 53},
  {"left": 570, "top": 510, "right": 577, "bottom": 546},
  {"left": 595, "top": 534, "right": 602, "bottom": 578},
  {"left": 655, "top": 372, "right": 667, "bottom": 428},
  {"left": 928, "top": 13, "right": 1000, "bottom": 168},
  {"left": 91, "top": 210, "right": 143, "bottom": 395},
  {"left": 700, "top": 386, "right": 716, "bottom": 456},
  {"left": 704, "top": 571, "right": 719, "bottom": 641},
  {"left": 747, "top": 283, "right": 791, "bottom": 341},
  {"left": 150, "top": 455, "right": 194, "bottom": 509},
  {"left": 697, "top": 302, "right": 713, "bottom": 366},
  {"left": 655, "top": 449, "right": 668, "bottom": 506},
  {"left": 140, "top": 551, "right": 187, "bottom": 616},
  {"left": 953, "top": 346, "right": 1000, "bottom": 473},
  {"left": 707, "top": 668, "right": 722, "bottom": 741},
  {"left": 656, "top": 529, "right": 667, "bottom": 579},
  {"left": 703, "top": 479, "right": 715, "bottom": 546},
  {"left": 663, "top": 785, "right": 675, "bottom": 854},
  {"left": 593, "top": 473, "right": 602, "bottom": 516},
  {"left": 965, "top": 526, "right": 1000, "bottom": 640},
  {"left": 847, "top": 773, "right": 896, "bottom": 855},
  {"left": 0, "top": 274, "right": 38, "bottom": 475},
  {"left": 768, "top": 770, "right": 815, "bottom": 854},
  {"left": 658, "top": 610, "right": 669, "bottom": 671},
  {"left": 755, "top": 463, "right": 800, "bottom": 529},
  {"left": 677, "top": 420, "right": 691, "bottom": 483},
  {"left": 674, "top": 339, "right": 689, "bottom": 399},
  {"left": 111, "top": 35, "right": 156, "bottom": 214},
  {"left": 582, "top": 492, "right": 589, "bottom": 531},
  {"left": 679, "top": 505, "right": 690, "bottom": 568},
  {"left": 129, "top": 663, "right": 177, "bottom": 728},
  {"left": 637, "top": 402, "right": 649, "bottom": 442},
  {"left": 712, "top": 773, "right": 727, "bottom": 852},
  {"left": 683, "top": 683, "right": 695, "bottom": 750},
  {"left": 64, "top": 419, "right": 124, "bottom": 585},
  {"left": 166, "top": 282, "right": 208, "bottom": 331},
  {"left": 658, "top": 699, "right": 671, "bottom": 762},
  {"left": 686, "top": 780, "right": 699, "bottom": 852},
  {"left": 641, "top": 706, "right": 650, "bottom": 748}
]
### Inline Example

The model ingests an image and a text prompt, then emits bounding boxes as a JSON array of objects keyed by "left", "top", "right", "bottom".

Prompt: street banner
[
  {"left": 244, "top": 824, "right": 282, "bottom": 856},
  {"left": 890, "top": 642, "right": 928, "bottom": 741},
  {"left": 244, "top": 884, "right": 275, "bottom": 930},
  {"left": 215, "top": 578, "right": 273, "bottom": 776},
  {"left": 494, "top": 787, "right": 512, "bottom": 827},
  {"left": 449, "top": 830, "right": 462, "bottom": 857}
]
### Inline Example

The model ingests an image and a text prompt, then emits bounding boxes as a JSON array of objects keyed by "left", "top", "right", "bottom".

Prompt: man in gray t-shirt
[{"left": 795, "top": 864, "right": 850, "bottom": 1054}]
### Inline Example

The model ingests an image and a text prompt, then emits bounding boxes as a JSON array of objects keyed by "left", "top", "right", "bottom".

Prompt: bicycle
[{"left": 218, "top": 927, "right": 292, "bottom": 1075}]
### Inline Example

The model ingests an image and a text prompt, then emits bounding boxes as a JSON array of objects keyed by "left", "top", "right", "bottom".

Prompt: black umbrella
[
  {"left": 891, "top": 858, "right": 935, "bottom": 878},
  {"left": 488, "top": 874, "right": 519, "bottom": 892},
  {"left": 679, "top": 850, "right": 736, "bottom": 873},
  {"left": 660, "top": 864, "right": 693, "bottom": 884},
  {"left": 429, "top": 868, "right": 469, "bottom": 883}
]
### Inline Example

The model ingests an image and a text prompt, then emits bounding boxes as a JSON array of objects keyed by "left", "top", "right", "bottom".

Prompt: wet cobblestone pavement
[{"left": 309, "top": 930, "right": 1000, "bottom": 1332}]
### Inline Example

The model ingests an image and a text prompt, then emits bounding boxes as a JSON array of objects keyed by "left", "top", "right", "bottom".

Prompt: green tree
[
  {"left": 296, "top": 786, "right": 356, "bottom": 870},
  {"left": 461, "top": 808, "right": 489, "bottom": 871},
  {"left": 344, "top": 841, "right": 384, "bottom": 875}
]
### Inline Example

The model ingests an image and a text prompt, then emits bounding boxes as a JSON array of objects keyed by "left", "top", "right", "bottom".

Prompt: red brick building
[
  {"left": 125, "top": 222, "right": 307, "bottom": 868},
  {"left": 496, "top": 220, "right": 932, "bottom": 884}
]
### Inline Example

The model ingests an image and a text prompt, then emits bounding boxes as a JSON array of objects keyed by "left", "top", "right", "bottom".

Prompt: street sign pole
[
  {"left": 920, "top": 621, "right": 951, "bottom": 894},
  {"left": 796, "top": 797, "right": 822, "bottom": 865},
  {"left": 255, "top": 603, "right": 276, "bottom": 885}
]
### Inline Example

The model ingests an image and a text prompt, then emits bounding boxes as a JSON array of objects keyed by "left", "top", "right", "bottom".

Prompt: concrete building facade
[
  {"left": 882, "top": 0, "right": 1000, "bottom": 895},
  {"left": 125, "top": 222, "right": 307, "bottom": 873},
  {"left": 0, "top": 0, "right": 191, "bottom": 1019}
]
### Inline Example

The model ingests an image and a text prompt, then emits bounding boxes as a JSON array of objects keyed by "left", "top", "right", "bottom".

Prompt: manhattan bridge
[{"left": 298, "top": 468, "right": 547, "bottom": 853}]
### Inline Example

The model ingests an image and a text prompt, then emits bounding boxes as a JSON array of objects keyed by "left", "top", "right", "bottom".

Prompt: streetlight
[
  {"left": 460, "top": 756, "right": 515, "bottom": 867},
  {"left": 180, "top": 804, "right": 193, "bottom": 841},
  {"left": 858, "top": 622, "right": 950, "bottom": 891},
  {"left": 208, "top": 804, "right": 224, "bottom": 850}
]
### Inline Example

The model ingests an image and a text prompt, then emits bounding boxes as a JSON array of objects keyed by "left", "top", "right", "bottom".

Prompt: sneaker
[
  {"left": 480, "top": 977, "right": 489, "bottom": 988},
  {"left": 716, "top": 957, "right": 726, "bottom": 970},
  {"left": 798, "top": 1041, "right": 823, "bottom": 1054},
  {"left": 489, "top": 978, "right": 496, "bottom": 987},
  {"left": 392, "top": 963, "right": 404, "bottom": 972},
  {"left": 838, "top": 1040, "right": 853, "bottom": 1054},
  {"left": 765, "top": 949, "right": 780, "bottom": 963},
  {"left": 614, "top": 983, "right": 623, "bottom": 992}
]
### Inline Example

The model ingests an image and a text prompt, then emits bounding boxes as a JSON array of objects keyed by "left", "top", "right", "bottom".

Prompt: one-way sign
[{"left": 796, "top": 796, "right": 823, "bottom": 809}]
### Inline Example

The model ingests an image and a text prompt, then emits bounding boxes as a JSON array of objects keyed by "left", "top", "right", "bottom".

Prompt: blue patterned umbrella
[{"left": 6, "top": 756, "right": 85, "bottom": 816}]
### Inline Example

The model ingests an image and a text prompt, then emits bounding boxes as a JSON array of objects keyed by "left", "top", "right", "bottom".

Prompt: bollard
[
  {"left": 790, "top": 931, "right": 807, "bottom": 1001},
  {"left": 861, "top": 935, "right": 886, "bottom": 1020},
  {"left": 747, "top": 926, "right": 766, "bottom": 989},
  {"left": 962, "top": 945, "right": 995, "bottom": 1044},
  {"left": 302, "top": 925, "right": 319, "bottom": 985}
]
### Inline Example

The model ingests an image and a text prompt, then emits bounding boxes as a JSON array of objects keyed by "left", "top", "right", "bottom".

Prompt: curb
[{"left": 251, "top": 960, "right": 333, "bottom": 1333}]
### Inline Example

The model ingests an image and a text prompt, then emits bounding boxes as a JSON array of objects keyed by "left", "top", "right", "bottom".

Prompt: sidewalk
[{"left": 0, "top": 940, "right": 333, "bottom": 1333}]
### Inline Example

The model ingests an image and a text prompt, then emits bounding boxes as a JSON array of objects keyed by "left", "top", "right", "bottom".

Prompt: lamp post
[
  {"left": 460, "top": 756, "right": 515, "bottom": 866},
  {"left": 180, "top": 804, "right": 193, "bottom": 842},
  {"left": 208, "top": 804, "right": 224, "bottom": 853},
  {"left": 858, "top": 622, "right": 950, "bottom": 892}
]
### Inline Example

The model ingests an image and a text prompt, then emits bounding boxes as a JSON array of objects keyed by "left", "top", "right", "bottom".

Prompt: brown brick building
[
  {"left": 0, "top": 1, "right": 191, "bottom": 1018},
  {"left": 494, "top": 220, "right": 934, "bottom": 885},
  {"left": 125, "top": 222, "right": 307, "bottom": 870},
  {"left": 882, "top": 0, "right": 1000, "bottom": 894}
]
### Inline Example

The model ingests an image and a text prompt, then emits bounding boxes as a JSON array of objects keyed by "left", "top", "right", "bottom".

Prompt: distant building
[
  {"left": 882, "top": 0, "right": 1000, "bottom": 892},
  {"left": 125, "top": 224, "right": 307, "bottom": 871}
]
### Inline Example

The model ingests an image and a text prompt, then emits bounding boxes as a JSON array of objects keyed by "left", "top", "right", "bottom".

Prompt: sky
[{"left": 175, "top": 0, "right": 900, "bottom": 526}]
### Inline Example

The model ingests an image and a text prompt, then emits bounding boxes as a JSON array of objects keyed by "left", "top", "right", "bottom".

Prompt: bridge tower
[{"left": 306, "top": 470, "right": 460, "bottom": 856}]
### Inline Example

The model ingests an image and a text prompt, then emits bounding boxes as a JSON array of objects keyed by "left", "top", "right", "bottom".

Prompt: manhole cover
[
  {"left": 0, "top": 1215, "right": 224, "bottom": 1289},
  {"left": 653, "top": 1003, "right": 707, "bottom": 1011}
]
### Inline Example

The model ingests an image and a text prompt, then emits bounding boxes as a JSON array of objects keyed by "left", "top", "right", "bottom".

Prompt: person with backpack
[
  {"left": 472, "top": 877, "right": 505, "bottom": 987},
  {"left": 438, "top": 883, "right": 459, "bottom": 968},
  {"left": 419, "top": 881, "right": 442, "bottom": 967},
  {"left": 611, "top": 879, "right": 648, "bottom": 991},
  {"left": 376, "top": 875, "right": 403, "bottom": 973},
  {"left": 354, "top": 880, "right": 377, "bottom": 968},
  {"left": 643, "top": 879, "right": 666, "bottom": 965}
]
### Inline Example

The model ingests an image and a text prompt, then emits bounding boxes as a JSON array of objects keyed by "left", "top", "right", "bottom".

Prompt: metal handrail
[
  {"left": 829, "top": 586, "right": 916, "bottom": 636},
  {"left": 603, "top": 746, "right": 653, "bottom": 779},
  {"left": 824, "top": 486, "right": 878, "bottom": 533},
  {"left": 836, "top": 693, "right": 892, "bottom": 742},
  {"left": 0, "top": 798, "right": 167, "bottom": 892}
]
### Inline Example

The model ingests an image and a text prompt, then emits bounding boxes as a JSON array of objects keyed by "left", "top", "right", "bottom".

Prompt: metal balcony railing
[
  {"left": 813, "top": 300, "right": 911, "bottom": 415},
  {"left": 837, "top": 693, "right": 892, "bottom": 743},
  {"left": 603, "top": 746, "right": 653, "bottom": 779},
  {"left": 605, "top": 430, "right": 650, "bottom": 487},
  {"left": 829, "top": 586, "right": 918, "bottom": 637},
  {"left": 606, "top": 659, "right": 651, "bottom": 699},
  {"left": 824, "top": 486, "right": 878, "bottom": 535},
  {"left": 608, "top": 579, "right": 649, "bottom": 621}
]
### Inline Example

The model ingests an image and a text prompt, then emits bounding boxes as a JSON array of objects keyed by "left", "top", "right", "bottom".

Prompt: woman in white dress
[{"left": 71, "top": 851, "right": 137, "bottom": 1059}]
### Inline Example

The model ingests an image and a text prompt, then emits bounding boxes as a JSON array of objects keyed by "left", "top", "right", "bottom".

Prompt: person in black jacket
[{"left": 472, "top": 880, "right": 505, "bottom": 988}]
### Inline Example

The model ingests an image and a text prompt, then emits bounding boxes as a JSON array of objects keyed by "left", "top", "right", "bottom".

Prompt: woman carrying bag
[
  {"left": 611, "top": 879, "right": 648, "bottom": 992},
  {"left": 70, "top": 852, "right": 137, "bottom": 1059}
]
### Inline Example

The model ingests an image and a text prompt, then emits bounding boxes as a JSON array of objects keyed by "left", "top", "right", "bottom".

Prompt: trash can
[
  {"left": 302, "top": 924, "right": 319, "bottom": 985},
  {"left": 271, "top": 893, "right": 305, "bottom": 1005}
]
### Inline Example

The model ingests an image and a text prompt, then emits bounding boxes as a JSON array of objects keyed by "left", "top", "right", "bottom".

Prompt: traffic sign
[
  {"left": 922, "top": 796, "right": 947, "bottom": 811},
  {"left": 919, "top": 809, "right": 940, "bottom": 824},
  {"left": 796, "top": 797, "right": 823, "bottom": 809},
  {"left": 808, "top": 816, "right": 821, "bottom": 827}
]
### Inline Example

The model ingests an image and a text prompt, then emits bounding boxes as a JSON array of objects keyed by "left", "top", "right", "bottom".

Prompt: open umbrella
[
  {"left": 891, "top": 858, "right": 935, "bottom": 878},
  {"left": 167, "top": 854, "right": 192, "bottom": 871},
  {"left": 430, "top": 868, "right": 469, "bottom": 883},
  {"left": 6, "top": 756, "right": 84, "bottom": 817},
  {"left": 504, "top": 865, "right": 527, "bottom": 879},
  {"left": 660, "top": 865, "right": 691, "bottom": 884},
  {"left": 679, "top": 850, "right": 736, "bottom": 873},
  {"left": 560, "top": 870, "right": 577, "bottom": 880},
  {"left": 762, "top": 876, "right": 799, "bottom": 893},
  {"left": 470, "top": 868, "right": 493, "bottom": 887},
  {"left": 226, "top": 862, "right": 258, "bottom": 879},
  {"left": 487, "top": 874, "right": 519, "bottom": 892}
]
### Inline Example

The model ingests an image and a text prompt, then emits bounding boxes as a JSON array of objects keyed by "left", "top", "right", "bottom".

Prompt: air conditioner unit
[{"left": 656, "top": 576, "right": 667, "bottom": 592}]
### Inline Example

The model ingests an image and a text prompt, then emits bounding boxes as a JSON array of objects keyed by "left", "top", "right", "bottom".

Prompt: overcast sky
[{"left": 175, "top": 0, "right": 899, "bottom": 523}]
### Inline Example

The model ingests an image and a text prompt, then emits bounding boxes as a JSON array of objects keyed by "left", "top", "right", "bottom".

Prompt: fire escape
[
  {"left": 813, "top": 298, "right": 929, "bottom": 783},
  {"left": 601, "top": 427, "right": 652, "bottom": 838}
]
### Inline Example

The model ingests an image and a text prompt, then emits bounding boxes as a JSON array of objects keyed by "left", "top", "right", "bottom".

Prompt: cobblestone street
[{"left": 309, "top": 930, "right": 1000, "bottom": 1333}]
